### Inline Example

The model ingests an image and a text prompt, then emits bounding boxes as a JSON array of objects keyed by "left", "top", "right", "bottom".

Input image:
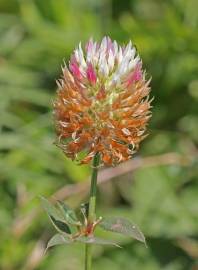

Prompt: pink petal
[
  {"left": 85, "top": 38, "right": 94, "bottom": 53},
  {"left": 87, "top": 63, "right": 97, "bottom": 84},
  {"left": 69, "top": 56, "right": 82, "bottom": 79},
  {"left": 127, "top": 64, "right": 142, "bottom": 86}
]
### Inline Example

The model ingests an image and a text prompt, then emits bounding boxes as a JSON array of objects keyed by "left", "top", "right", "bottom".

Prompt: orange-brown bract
[{"left": 54, "top": 37, "right": 152, "bottom": 166}]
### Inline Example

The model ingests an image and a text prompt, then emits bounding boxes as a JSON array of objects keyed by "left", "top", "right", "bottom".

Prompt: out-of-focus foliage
[{"left": 0, "top": 0, "right": 197, "bottom": 269}]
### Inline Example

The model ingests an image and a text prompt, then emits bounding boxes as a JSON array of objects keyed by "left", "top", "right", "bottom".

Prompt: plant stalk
[{"left": 85, "top": 152, "right": 100, "bottom": 270}]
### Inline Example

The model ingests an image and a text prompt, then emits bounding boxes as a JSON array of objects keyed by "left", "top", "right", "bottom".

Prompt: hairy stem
[{"left": 85, "top": 153, "right": 100, "bottom": 270}]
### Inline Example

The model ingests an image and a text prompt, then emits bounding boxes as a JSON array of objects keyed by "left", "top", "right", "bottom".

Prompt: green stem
[{"left": 85, "top": 152, "right": 100, "bottom": 270}]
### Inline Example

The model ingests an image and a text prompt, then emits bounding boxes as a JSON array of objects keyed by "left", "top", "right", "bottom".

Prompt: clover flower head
[{"left": 54, "top": 37, "right": 152, "bottom": 166}]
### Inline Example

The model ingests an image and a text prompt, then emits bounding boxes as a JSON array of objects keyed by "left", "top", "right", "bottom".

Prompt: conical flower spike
[{"left": 54, "top": 37, "right": 152, "bottom": 166}]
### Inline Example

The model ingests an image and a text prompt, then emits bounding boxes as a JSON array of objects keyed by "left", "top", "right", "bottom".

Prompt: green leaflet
[
  {"left": 50, "top": 216, "right": 71, "bottom": 234},
  {"left": 40, "top": 196, "right": 61, "bottom": 220},
  {"left": 40, "top": 196, "right": 71, "bottom": 234},
  {"left": 46, "top": 234, "right": 73, "bottom": 250},
  {"left": 99, "top": 216, "right": 146, "bottom": 245},
  {"left": 57, "top": 200, "right": 81, "bottom": 226}
]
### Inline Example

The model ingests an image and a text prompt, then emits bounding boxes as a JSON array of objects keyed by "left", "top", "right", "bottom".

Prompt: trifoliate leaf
[{"left": 99, "top": 217, "right": 146, "bottom": 245}]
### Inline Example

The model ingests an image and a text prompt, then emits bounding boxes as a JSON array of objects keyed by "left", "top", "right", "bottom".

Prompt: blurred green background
[{"left": 0, "top": 0, "right": 197, "bottom": 269}]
